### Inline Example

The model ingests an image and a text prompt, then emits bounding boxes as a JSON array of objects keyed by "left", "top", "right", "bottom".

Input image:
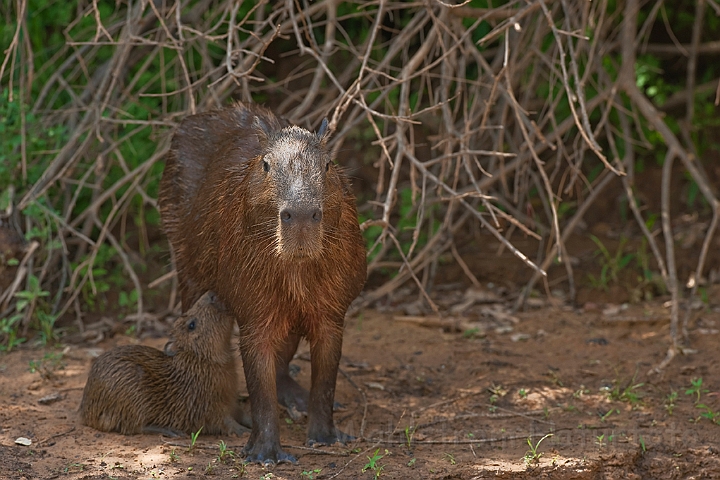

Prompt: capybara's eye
[
  {"left": 262, "top": 160, "right": 269, "bottom": 172},
  {"left": 325, "top": 161, "right": 330, "bottom": 172},
  {"left": 188, "top": 319, "right": 196, "bottom": 331}
]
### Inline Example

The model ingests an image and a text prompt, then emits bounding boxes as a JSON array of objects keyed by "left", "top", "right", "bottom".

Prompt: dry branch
[{"left": 0, "top": 0, "right": 717, "bottom": 371}]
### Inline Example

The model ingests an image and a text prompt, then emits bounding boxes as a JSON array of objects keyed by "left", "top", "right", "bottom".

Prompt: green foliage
[
  {"left": 523, "top": 433, "right": 553, "bottom": 466},
  {"left": 404, "top": 425, "right": 415, "bottom": 449},
  {"left": 28, "top": 351, "right": 64, "bottom": 378},
  {"left": 587, "top": 235, "right": 635, "bottom": 291},
  {"left": 216, "top": 440, "right": 235, "bottom": 463},
  {"left": 0, "top": 273, "right": 57, "bottom": 351},
  {"left": 685, "top": 377, "right": 708, "bottom": 404},
  {"left": 188, "top": 427, "right": 202, "bottom": 453},
  {"left": 604, "top": 375, "right": 645, "bottom": 407},
  {"left": 301, "top": 469, "right": 322, "bottom": 479},
  {"left": 0, "top": 314, "right": 26, "bottom": 352},
  {"left": 665, "top": 390, "right": 678, "bottom": 415},
  {"left": 362, "top": 448, "right": 388, "bottom": 479},
  {"left": 168, "top": 448, "right": 179, "bottom": 462},
  {"left": 695, "top": 404, "right": 720, "bottom": 425},
  {"left": 0, "top": 89, "right": 68, "bottom": 190}
]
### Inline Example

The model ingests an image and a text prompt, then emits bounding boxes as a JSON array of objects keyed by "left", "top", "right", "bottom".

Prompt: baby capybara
[
  {"left": 158, "top": 103, "right": 366, "bottom": 464},
  {"left": 79, "top": 291, "right": 246, "bottom": 437}
]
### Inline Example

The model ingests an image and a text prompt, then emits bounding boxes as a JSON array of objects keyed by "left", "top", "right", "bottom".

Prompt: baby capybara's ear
[{"left": 205, "top": 291, "right": 227, "bottom": 312}]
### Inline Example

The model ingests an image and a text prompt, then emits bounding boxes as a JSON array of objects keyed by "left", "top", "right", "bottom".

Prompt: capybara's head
[
  {"left": 242, "top": 117, "right": 345, "bottom": 260},
  {"left": 164, "top": 291, "right": 235, "bottom": 362}
]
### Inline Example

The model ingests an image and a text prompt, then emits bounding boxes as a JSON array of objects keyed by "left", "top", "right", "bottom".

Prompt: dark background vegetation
[{"left": 1, "top": 0, "right": 719, "bottom": 368}]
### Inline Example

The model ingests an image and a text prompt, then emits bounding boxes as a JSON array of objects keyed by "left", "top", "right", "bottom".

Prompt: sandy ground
[{"left": 2, "top": 294, "right": 720, "bottom": 479}]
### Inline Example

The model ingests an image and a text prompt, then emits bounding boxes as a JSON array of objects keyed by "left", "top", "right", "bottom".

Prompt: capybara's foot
[
  {"left": 276, "top": 374, "right": 345, "bottom": 420},
  {"left": 233, "top": 396, "right": 253, "bottom": 428},
  {"left": 142, "top": 425, "right": 184, "bottom": 437},
  {"left": 277, "top": 373, "right": 309, "bottom": 421},
  {"left": 242, "top": 441, "right": 297, "bottom": 465},
  {"left": 223, "top": 416, "right": 250, "bottom": 436},
  {"left": 307, "top": 428, "right": 355, "bottom": 447}
]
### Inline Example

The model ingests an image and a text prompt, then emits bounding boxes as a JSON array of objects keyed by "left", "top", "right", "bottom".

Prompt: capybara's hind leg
[
  {"left": 306, "top": 327, "right": 353, "bottom": 446},
  {"left": 275, "top": 333, "right": 308, "bottom": 418}
]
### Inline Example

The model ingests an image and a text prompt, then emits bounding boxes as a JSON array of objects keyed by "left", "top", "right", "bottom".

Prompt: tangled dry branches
[{"left": 1, "top": 0, "right": 718, "bottom": 368}]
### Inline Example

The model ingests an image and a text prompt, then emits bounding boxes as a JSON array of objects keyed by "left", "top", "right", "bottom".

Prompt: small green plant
[
  {"left": 204, "top": 461, "right": 215, "bottom": 474},
  {"left": 217, "top": 440, "right": 235, "bottom": 463},
  {"left": 685, "top": 378, "right": 708, "bottom": 404},
  {"left": 1, "top": 273, "right": 53, "bottom": 351},
  {"left": 573, "top": 387, "right": 588, "bottom": 398},
  {"left": 188, "top": 427, "right": 202, "bottom": 452},
  {"left": 0, "top": 313, "right": 26, "bottom": 352},
  {"left": 168, "top": 448, "right": 179, "bottom": 462},
  {"left": 695, "top": 404, "right": 720, "bottom": 425},
  {"left": 600, "top": 409, "right": 619, "bottom": 422},
  {"left": 523, "top": 433, "right": 553, "bottom": 466},
  {"left": 595, "top": 434, "right": 606, "bottom": 447},
  {"left": 35, "top": 311, "right": 59, "bottom": 346},
  {"left": 639, "top": 435, "right": 646, "bottom": 453},
  {"left": 28, "top": 351, "right": 65, "bottom": 379},
  {"left": 404, "top": 426, "right": 415, "bottom": 449},
  {"left": 587, "top": 235, "right": 635, "bottom": 290},
  {"left": 487, "top": 384, "right": 506, "bottom": 412},
  {"left": 444, "top": 453, "right": 456, "bottom": 465},
  {"left": 234, "top": 460, "right": 248, "bottom": 477},
  {"left": 407, "top": 458, "right": 416, "bottom": 467},
  {"left": 362, "top": 448, "right": 388, "bottom": 479},
  {"left": 462, "top": 327, "right": 480, "bottom": 339},
  {"left": 518, "top": 388, "right": 528, "bottom": 399},
  {"left": 604, "top": 374, "right": 645, "bottom": 406},
  {"left": 665, "top": 390, "right": 678, "bottom": 415},
  {"left": 301, "top": 468, "right": 322, "bottom": 479}
]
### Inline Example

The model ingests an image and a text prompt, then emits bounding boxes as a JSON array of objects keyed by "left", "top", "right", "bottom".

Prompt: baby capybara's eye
[
  {"left": 188, "top": 319, "right": 196, "bottom": 331},
  {"left": 263, "top": 160, "right": 269, "bottom": 172}
]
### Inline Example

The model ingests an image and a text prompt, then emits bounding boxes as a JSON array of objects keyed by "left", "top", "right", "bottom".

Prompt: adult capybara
[
  {"left": 158, "top": 102, "right": 366, "bottom": 464},
  {"left": 79, "top": 291, "right": 246, "bottom": 437}
]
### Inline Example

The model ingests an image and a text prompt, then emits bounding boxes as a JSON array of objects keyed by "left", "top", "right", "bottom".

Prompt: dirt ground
[{"left": 2, "top": 284, "right": 720, "bottom": 479}]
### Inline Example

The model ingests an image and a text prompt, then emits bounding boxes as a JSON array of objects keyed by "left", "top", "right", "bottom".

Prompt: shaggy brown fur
[
  {"left": 79, "top": 292, "right": 245, "bottom": 437},
  {"left": 158, "top": 102, "right": 366, "bottom": 464}
]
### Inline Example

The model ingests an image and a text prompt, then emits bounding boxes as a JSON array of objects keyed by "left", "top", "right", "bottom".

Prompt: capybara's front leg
[
  {"left": 306, "top": 327, "right": 353, "bottom": 446},
  {"left": 240, "top": 343, "right": 297, "bottom": 465}
]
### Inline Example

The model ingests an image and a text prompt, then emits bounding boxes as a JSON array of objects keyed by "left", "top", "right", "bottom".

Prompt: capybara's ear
[
  {"left": 317, "top": 118, "right": 330, "bottom": 143},
  {"left": 252, "top": 116, "right": 273, "bottom": 148},
  {"left": 164, "top": 340, "right": 177, "bottom": 357}
]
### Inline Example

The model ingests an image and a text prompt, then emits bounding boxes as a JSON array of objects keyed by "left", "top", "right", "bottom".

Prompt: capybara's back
[{"left": 79, "top": 291, "right": 243, "bottom": 436}]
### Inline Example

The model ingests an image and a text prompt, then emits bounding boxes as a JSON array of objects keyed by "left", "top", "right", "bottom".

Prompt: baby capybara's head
[
  {"left": 164, "top": 291, "right": 235, "bottom": 363},
  {"left": 241, "top": 117, "right": 345, "bottom": 260}
]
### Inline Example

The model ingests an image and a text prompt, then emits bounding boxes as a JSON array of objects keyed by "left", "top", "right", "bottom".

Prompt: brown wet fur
[
  {"left": 158, "top": 103, "right": 366, "bottom": 464},
  {"left": 79, "top": 292, "right": 245, "bottom": 437}
]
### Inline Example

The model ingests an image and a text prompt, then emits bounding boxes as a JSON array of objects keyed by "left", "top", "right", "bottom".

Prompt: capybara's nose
[{"left": 280, "top": 206, "right": 322, "bottom": 224}]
